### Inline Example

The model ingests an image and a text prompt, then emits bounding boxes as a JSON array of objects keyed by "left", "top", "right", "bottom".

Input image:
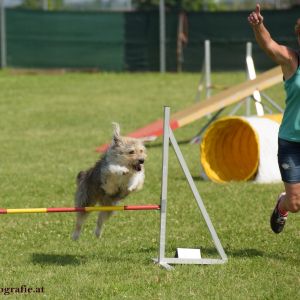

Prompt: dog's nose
[{"left": 139, "top": 159, "right": 144, "bottom": 164}]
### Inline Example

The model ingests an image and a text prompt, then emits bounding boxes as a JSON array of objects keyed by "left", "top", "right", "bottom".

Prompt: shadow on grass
[
  {"left": 207, "top": 247, "right": 274, "bottom": 259},
  {"left": 172, "top": 175, "right": 204, "bottom": 182},
  {"left": 192, "top": 176, "right": 204, "bottom": 182},
  {"left": 229, "top": 248, "right": 300, "bottom": 264},
  {"left": 201, "top": 247, "right": 299, "bottom": 264},
  {"left": 88, "top": 246, "right": 160, "bottom": 266},
  {"left": 226, "top": 248, "right": 265, "bottom": 258},
  {"left": 31, "top": 253, "right": 86, "bottom": 266},
  {"left": 30, "top": 245, "right": 158, "bottom": 267},
  {"left": 199, "top": 247, "right": 269, "bottom": 258}
]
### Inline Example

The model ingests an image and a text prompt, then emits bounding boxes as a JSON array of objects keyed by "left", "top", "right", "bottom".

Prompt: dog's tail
[
  {"left": 75, "top": 171, "right": 90, "bottom": 207},
  {"left": 76, "top": 171, "right": 86, "bottom": 185}
]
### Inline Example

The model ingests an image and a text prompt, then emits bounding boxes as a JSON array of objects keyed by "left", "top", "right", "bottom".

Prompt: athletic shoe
[{"left": 270, "top": 193, "right": 288, "bottom": 234}]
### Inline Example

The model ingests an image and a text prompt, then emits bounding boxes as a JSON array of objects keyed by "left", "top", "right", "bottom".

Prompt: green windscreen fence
[
  {"left": 2, "top": 8, "right": 300, "bottom": 71},
  {"left": 6, "top": 9, "right": 125, "bottom": 70},
  {"left": 182, "top": 10, "right": 299, "bottom": 71},
  {"left": 125, "top": 9, "right": 300, "bottom": 71},
  {"left": 124, "top": 11, "right": 178, "bottom": 71}
]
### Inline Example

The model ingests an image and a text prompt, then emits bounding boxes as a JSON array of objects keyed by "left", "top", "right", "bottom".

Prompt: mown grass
[{"left": 0, "top": 69, "right": 299, "bottom": 299}]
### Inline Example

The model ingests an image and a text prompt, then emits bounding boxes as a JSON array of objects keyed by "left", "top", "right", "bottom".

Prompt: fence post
[
  {"left": 204, "top": 40, "right": 211, "bottom": 99},
  {"left": 159, "top": 0, "right": 166, "bottom": 73},
  {"left": 42, "top": 0, "right": 48, "bottom": 10},
  {"left": 0, "top": 0, "right": 6, "bottom": 68}
]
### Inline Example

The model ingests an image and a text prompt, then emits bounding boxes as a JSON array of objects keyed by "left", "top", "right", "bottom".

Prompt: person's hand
[
  {"left": 295, "top": 18, "right": 300, "bottom": 35},
  {"left": 248, "top": 4, "right": 264, "bottom": 27}
]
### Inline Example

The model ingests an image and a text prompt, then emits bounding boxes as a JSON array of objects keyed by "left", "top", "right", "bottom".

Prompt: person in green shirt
[{"left": 248, "top": 4, "right": 300, "bottom": 233}]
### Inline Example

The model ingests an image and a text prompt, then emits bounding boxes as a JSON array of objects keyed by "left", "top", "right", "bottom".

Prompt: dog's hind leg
[
  {"left": 72, "top": 212, "right": 89, "bottom": 240},
  {"left": 95, "top": 211, "right": 114, "bottom": 238}
]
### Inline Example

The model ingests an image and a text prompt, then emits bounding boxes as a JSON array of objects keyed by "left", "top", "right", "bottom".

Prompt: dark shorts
[{"left": 278, "top": 138, "right": 300, "bottom": 184}]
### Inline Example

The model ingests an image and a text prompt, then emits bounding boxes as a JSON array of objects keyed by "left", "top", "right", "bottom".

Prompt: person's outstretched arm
[{"left": 248, "top": 4, "right": 297, "bottom": 79}]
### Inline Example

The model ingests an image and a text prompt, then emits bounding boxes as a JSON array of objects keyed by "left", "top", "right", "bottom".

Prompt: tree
[
  {"left": 21, "top": 0, "right": 64, "bottom": 10},
  {"left": 133, "top": 0, "right": 219, "bottom": 11}
]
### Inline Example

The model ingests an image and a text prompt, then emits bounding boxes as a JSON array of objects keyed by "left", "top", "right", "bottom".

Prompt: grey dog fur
[{"left": 72, "top": 123, "right": 147, "bottom": 240}]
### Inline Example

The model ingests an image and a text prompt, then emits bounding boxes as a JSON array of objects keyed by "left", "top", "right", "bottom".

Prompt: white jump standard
[{"left": 153, "top": 106, "right": 228, "bottom": 270}]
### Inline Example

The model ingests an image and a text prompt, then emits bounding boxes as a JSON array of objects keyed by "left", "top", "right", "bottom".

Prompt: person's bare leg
[
  {"left": 271, "top": 182, "right": 300, "bottom": 233},
  {"left": 279, "top": 182, "right": 300, "bottom": 213}
]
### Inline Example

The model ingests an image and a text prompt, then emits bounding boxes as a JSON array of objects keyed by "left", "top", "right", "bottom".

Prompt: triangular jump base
[{"left": 153, "top": 106, "right": 228, "bottom": 270}]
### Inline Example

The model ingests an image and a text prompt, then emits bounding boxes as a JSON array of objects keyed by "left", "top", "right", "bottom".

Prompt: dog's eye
[
  {"left": 129, "top": 150, "right": 135, "bottom": 155},
  {"left": 140, "top": 149, "right": 143, "bottom": 153}
]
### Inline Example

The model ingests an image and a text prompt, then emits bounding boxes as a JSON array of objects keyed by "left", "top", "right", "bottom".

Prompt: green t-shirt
[{"left": 279, "top": 67, "right": 300, "bottom": 142}]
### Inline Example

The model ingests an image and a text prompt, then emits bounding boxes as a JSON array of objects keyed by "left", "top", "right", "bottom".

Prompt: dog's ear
[{"left": 112, "top": 122, "right": 121, "bottom": 146}]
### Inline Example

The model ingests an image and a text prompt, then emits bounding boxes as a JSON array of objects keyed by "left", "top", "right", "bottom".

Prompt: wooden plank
[
  {"left": 96, "top": 66, "right": 282, "bottom": 152},
  {"left": 174, "top": 66, "right": 282, "bottom": 127}
]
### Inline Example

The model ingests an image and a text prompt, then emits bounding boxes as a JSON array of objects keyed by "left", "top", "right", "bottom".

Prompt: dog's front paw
[
  {"left": 109, "top": 165, "right": 129, "bottom": 176},
  {"left": 113, "top": 167, "right": 129, "bottom": 176},
  {"left": 128, "top": 185, "right": 136, "bottom": 192},
  {"left": 120, "top": 167, "right": 129, "bottom": 175}
]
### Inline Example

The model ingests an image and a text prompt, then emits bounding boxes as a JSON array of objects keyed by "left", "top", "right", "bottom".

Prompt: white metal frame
[{"left": 154, "top": 107, "right": 228, "bottom": 270}]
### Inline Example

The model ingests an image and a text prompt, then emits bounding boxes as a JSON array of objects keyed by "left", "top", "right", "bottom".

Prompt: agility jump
[{"left": 0, "top": 107, "right": 227, "bottom": 269}]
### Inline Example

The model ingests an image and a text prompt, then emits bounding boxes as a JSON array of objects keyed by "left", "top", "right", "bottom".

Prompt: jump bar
[{"left": 0, "top": 205, "right": 161, "bottom": 214}]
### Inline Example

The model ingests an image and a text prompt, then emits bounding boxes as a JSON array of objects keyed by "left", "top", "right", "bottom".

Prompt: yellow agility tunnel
[{"left": 200, "top": 114, "right": 283, "bottom": 183}]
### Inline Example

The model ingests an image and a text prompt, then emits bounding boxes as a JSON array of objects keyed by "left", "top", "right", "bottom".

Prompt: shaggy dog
[{"left": 72, "top": 123, "right": 146, "bottom": 240}]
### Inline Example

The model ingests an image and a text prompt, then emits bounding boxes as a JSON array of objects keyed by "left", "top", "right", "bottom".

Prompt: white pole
[
  {"left": 246, "top": 42, "right": 264, "bottom": 116},
  {"left": 204, "top": 40, "right": 211, "bottom": 99},
  {"left": 0, "top": 0, "right": 6, "bottom": 68},
  {"left": 42, "top": 0, "right": 48, "bottom": 10},
  {"left": 275, "top": 0, "right": 281, "bottom": 9},
  {"left": 157, "top": 106, "right": 172, "bottom": 270},
  {"left": 194, "top": 40, "right": 211, "bottom": 102},
  {"left": 246, "top": 42, "right": 252, "bottom": 116},
  {"left": 127, "top": 0, "right": 132, "bottom": 10},
  {"left": 159, "top": 0, "right": 166, "bottom": 73}
]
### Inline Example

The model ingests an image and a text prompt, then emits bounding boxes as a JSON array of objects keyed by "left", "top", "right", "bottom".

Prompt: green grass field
[{"left": 0, "top": 69, "right": 299, "bottom": 299}]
